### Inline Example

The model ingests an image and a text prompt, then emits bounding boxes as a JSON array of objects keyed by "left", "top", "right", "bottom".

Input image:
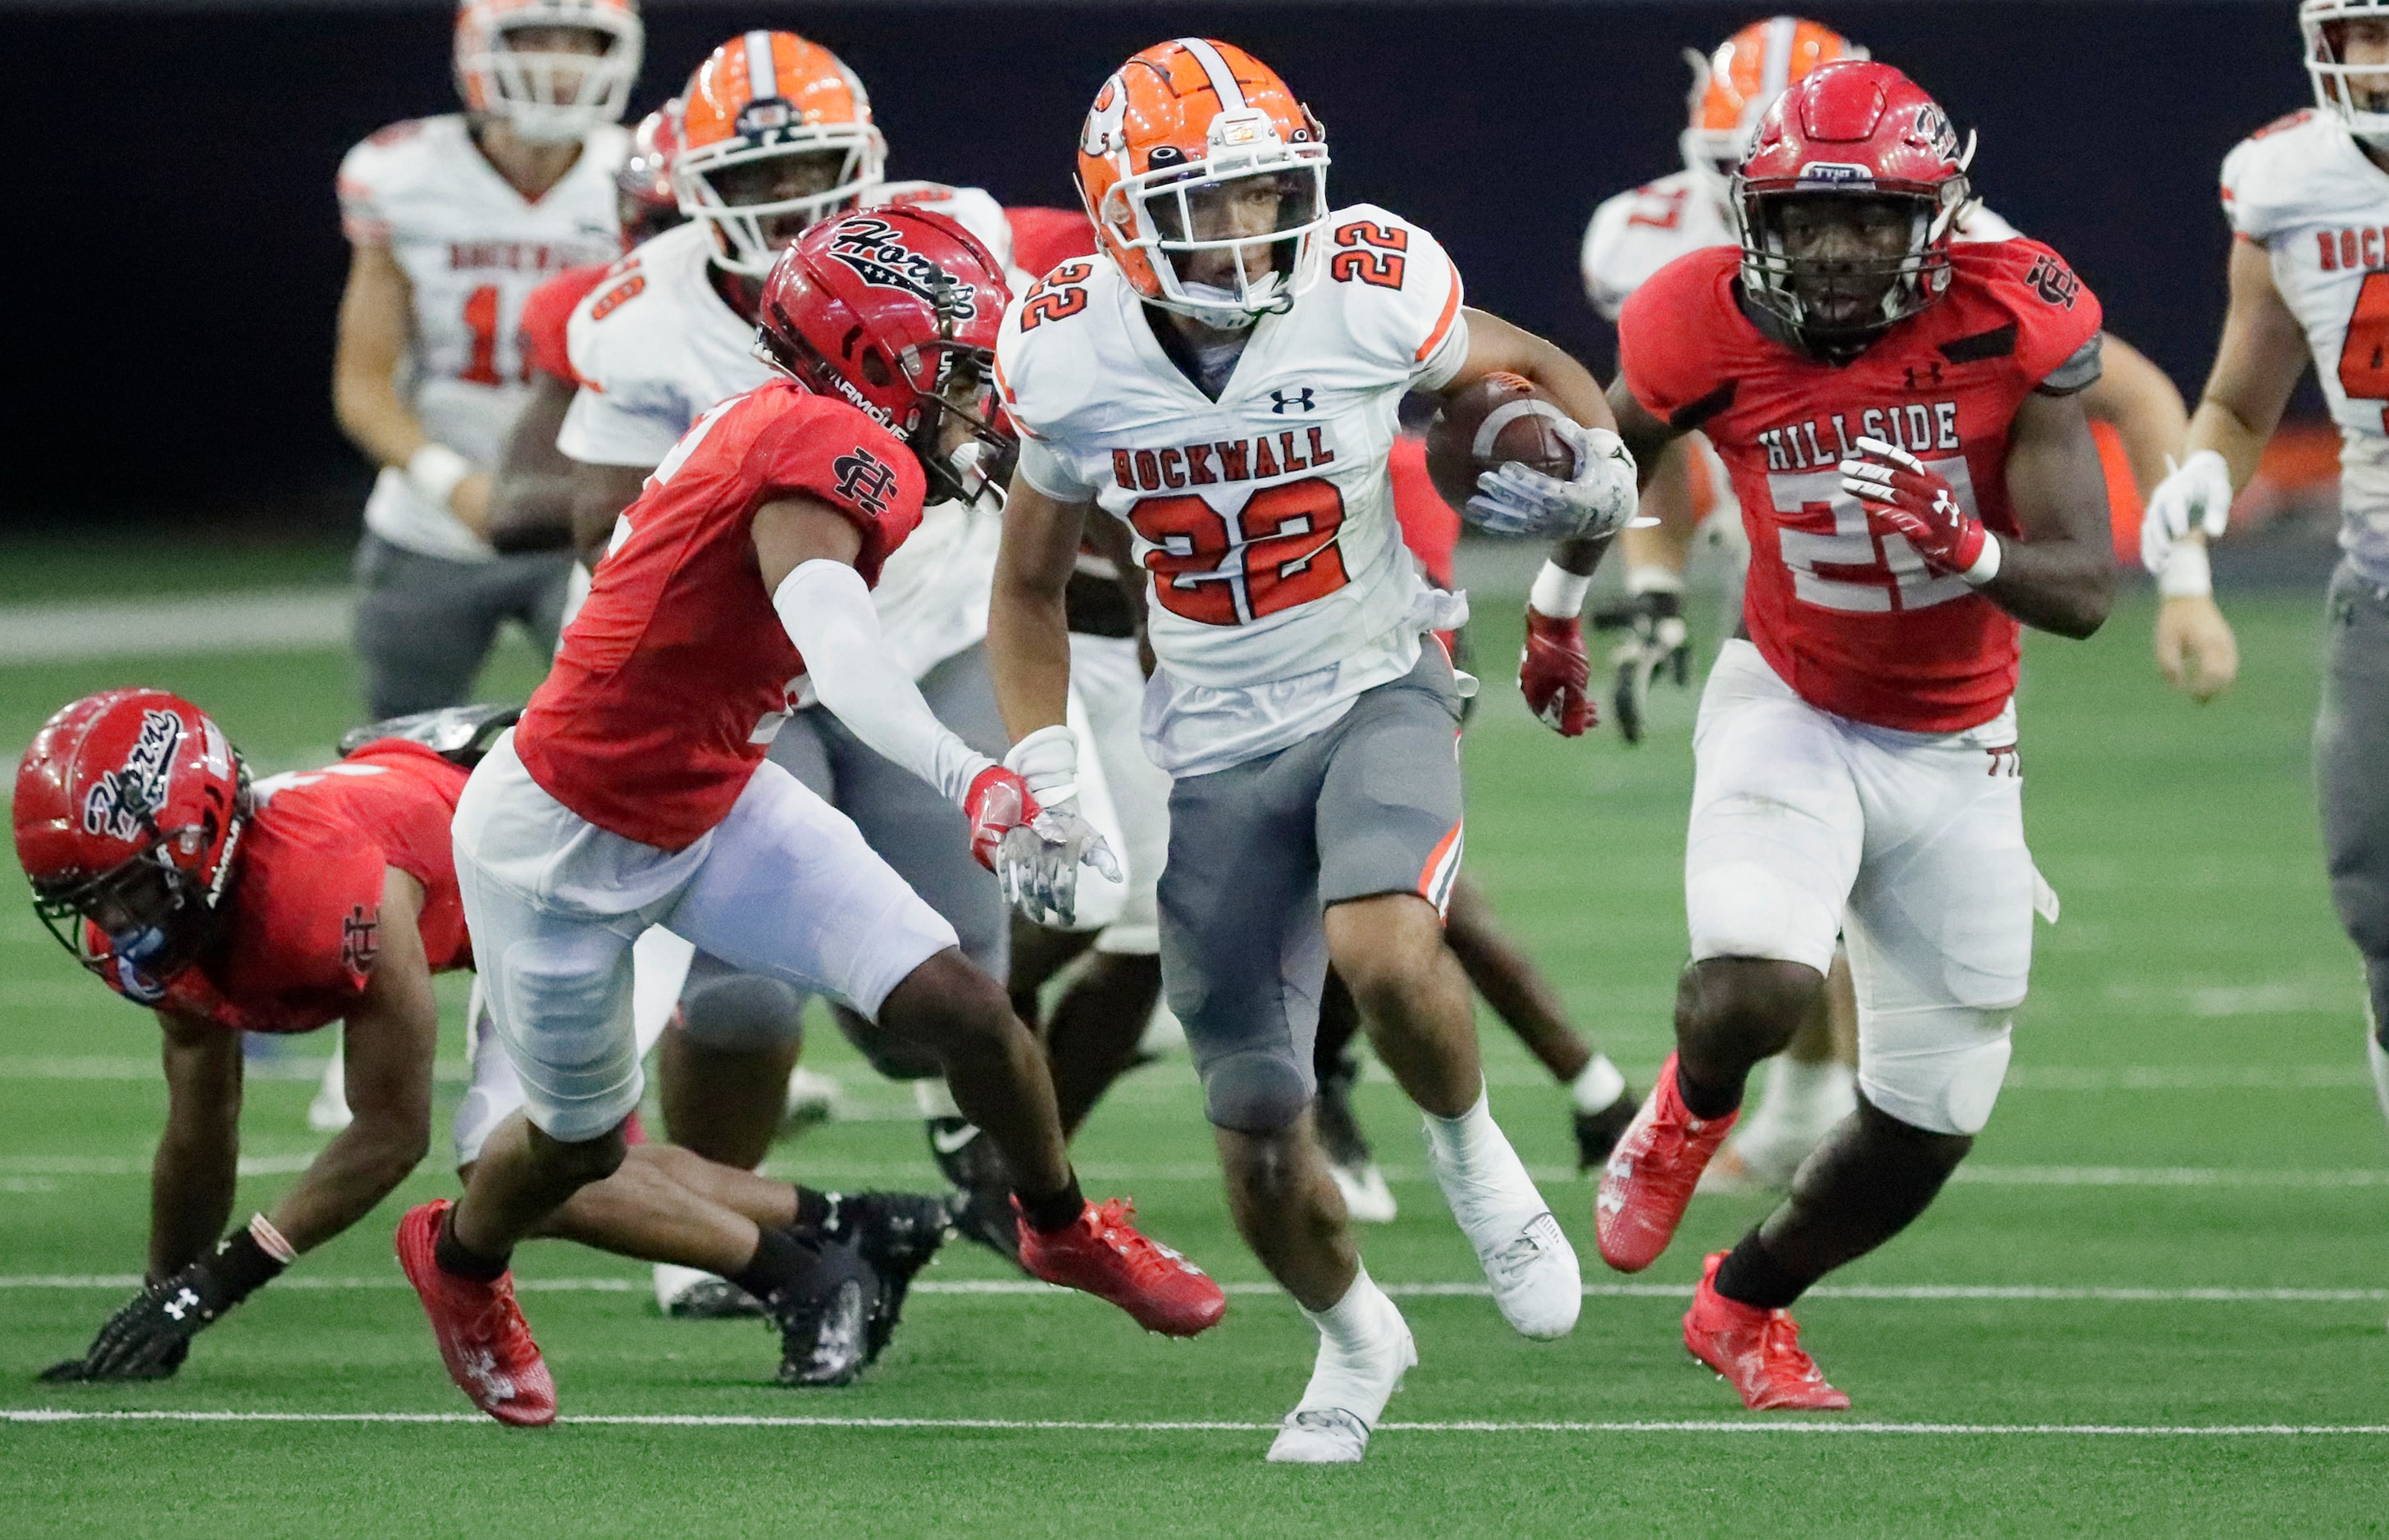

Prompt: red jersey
[
  {"left": 1618, "top": 239, "right": 2102, "bottom": 731},
  {"left": 1388, "top": 433, "right": 1458, "bottom": 590},
  {"left": 86, "top": 741, "right": 472, "bottom": 1034},
  {"left": 1005, "top": 207, "right": 1097, "bottom": 281},
  {"left": 518, "top": 262, "right": 611, "bottom": 385},
  {"left": 514, "top": 381, "right": 926, "bottom": 850}
]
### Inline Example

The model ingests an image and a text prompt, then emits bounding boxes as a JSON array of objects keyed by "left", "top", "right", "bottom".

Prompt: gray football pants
[
  {"left": 2317, "top": 558, "right": 2389, "bottom": 1045},
  {"left": 675, "top": 644, "right": 1012, "bottom": 1079},
  {"left": 353, "top": 534, "right": 576, "bottom": 719}
]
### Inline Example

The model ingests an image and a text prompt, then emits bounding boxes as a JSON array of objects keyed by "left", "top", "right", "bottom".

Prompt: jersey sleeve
[
  {"left": 556, "top": 271, "right": 691, "bottom": 467},
  {"left": 2220, "top": 111, "right": 2317, "bottom": 244},
  {"left": 1326, "top": 206, "right": 1470, "bottom": 390},
  {"left": 335, "top": 130, "right": 407, "bottom": 246},
  {"left": 994, "top": 267, "right": 1106, "bottom": 499},
  {"left": 520, "top": 267, "right": 608, "bottom": 385},
  {"left": 1984, "top": 239, "right": 2106, "bottom": 393},
  {"left": 1615, "top": 248, "right": 1739, "bottom": 425},
  {"left": 1579, "top": 194, "right": 1639, "bottom": 321},
  {"left": 743, "top": 402, "right": 928, "bottom": 588}
]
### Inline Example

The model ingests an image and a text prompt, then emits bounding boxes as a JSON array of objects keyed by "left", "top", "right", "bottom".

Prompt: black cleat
[
  {"left": 1572, "top": 1087, "right": 1643, "bottom": 1173},
  {"left": 767, "top": 1237, "right": 878, "bottom": 1388},
  {"left": 823, "top": 1192, "right": 951, "bottom": 1364},
  {"left": 926, "top": 1117, "right": 1025, "bottom": 1272}
]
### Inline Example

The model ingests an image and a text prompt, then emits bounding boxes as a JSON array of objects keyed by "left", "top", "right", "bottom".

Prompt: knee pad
[
  {"left": 678, "top": 972, "right": 805, "bottom": 1053},
  {"left": 1201, "top": 1047, "right": 1314, "bottom": 1134},
  {"left": 1686, "top": 856, "right": 1840, "bottom": 973},
  {"left": 832, "top": 1004, "right": 947, "bottom": 1081},
  {"left": 1856, "top": 1009, "right": 2013, "bottom": 1136}
]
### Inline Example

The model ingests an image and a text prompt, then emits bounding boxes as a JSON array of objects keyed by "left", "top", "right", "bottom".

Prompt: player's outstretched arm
[
  {"left": 332, "top": 242, "right": 492, "bottom": 540},
  {"left": 486, "top": 373, "right": 580, "bottom": 555},
  {"left": 2082, "top": 331, "right": 2191, "bottom": 502},
  {"left": 148, "top": 1009, "right": 244, "bottom": 1280},
  {"left": 1987, "top": 392, "right": 2120, "bottom": 639},
  {"left": 266, "top": 868, "right": 438, "bottom": 1251},
  {"left": 987, "top": 475, "right": 1090, "bottom": 740}
]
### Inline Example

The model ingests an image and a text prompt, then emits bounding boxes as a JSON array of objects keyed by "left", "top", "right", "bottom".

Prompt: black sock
[
  {"left": 1713, "top": 1228, "right": 1811, "bottom": 1311},
  {"left": 434, "top": 1208, "right": 509, "bottom": 1281},
  {"left": 729, "top": 1227, "right": 819, "bottom": 1304},
  {"left": 791, "top": 1187, "right": 833, "bottom": 1233},
  {"left": 1017, "top": 1173, "right": 1086, "bottom": 1234},
  {"left": 1675, "top": 1059, "right": 1742, "bottom": 1121}
]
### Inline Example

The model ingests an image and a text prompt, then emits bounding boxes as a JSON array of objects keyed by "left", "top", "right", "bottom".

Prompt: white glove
[
  {"left": 2140, "top": 449, "right": 2234, "bottom": 574},
  {"left": 996, "top": 726, "right": 1121, "bottom": 927},
  {"left": 1466, "top": 418, "right": 1641, "bottom": 540}
]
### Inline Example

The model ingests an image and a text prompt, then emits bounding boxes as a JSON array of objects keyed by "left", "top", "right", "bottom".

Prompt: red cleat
[
  {"left": 1683, "top": 1251, "right": 1849, "bottom": 1411},
  {"left": 1015, "top": 1196, "right": 1226, "bottom": 1337},
  {"left": 395, "top": 1200, "right": 557, "bottom": 1427},
  {"left": 1594, "top": 1052, "right": 1737, "bottom": 1273}
]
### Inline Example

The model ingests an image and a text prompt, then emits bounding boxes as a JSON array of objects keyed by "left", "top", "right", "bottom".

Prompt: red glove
[
  {"left": 1838, "top": 437, "right": 1998, "bottom": 583},
  {"left": 1519, "top": 609, "right": 1594, "bottom": 737},
  {"left": 962, "top": 765, "right": 1042, "bottom": 873}
]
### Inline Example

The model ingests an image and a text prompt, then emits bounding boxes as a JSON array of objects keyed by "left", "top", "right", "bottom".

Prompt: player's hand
[
  {"left": 2154, "top": 592, "right": 2241, "bottom": 703},
  {"left": 1839, "top": 438, "right": 1996, "bottom": 583},
  {"left": 39, "top": 1263, "right": 238, "bottom": 1383},
  {"left": 1589, "top": 589, "right": 1689, "bottom": 745},
  {"left": 1469, "top": 420, "right": 1640, "bottom": 540},
  {"left": 449, "top": 472, "right": 495, "bottom": 541},
  {"left": 1519, "top": 608, "right": 1593, "bottom": 737},
  {"left": 997, "top": 808, "right": 1122, "bottom": 928},
  {"left": 2140, "top": 449, "right": 2234, "bottom": 573}
]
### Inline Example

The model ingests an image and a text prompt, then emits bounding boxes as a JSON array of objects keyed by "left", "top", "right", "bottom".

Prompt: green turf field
[{"left": 2, "top": 582, "right": 2385, "bottom": 1538}]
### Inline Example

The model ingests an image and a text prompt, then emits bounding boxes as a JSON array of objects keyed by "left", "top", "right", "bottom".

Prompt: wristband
[
  {"left": 1961, "top": 531, "right": 2002, "bottom": 587},
  {"left": 403, "top": 444, "right": 473, "bottom": 513},
  {"left": 2157, "top": 540, "right": 2213, "bottom": 599},
  {"left": 1529, "top": 560, "right": 1593, "bottom": 619},
  {"left": 248, "top": 1212, "right": 298, "bottom": 1265}
]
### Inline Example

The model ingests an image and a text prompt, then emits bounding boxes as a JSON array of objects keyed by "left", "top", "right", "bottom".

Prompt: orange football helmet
[
  {"left": 1682, "top": 16, "right": 1867, "bottom": 198},
  {"left": 453, "top": 0, "right": 643, "bottom": 146},
  {"left": 1075, "top": 38, "right": 1329, "bottom": 328},
  {"left": 675, "top": 30, "right": 887, "bottom": 278}
]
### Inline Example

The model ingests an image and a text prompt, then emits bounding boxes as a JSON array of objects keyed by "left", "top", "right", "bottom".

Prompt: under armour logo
[
  {"left": 1903, "top": 362, "right": 1944, "bottom": 390},
  {"left": 162, "top": 1287, "right": 200, "bottom": 1322},
  {"left": 832, "top": 447, "right": 900, "bottom": 517},
  {"left": 1270, "top": 387, "right": 1316, "bottom": 415}
]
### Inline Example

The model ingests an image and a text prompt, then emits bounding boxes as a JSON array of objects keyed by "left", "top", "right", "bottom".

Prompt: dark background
[{"left": 0, "top": 1, "right": 2309, "bottom": 534}]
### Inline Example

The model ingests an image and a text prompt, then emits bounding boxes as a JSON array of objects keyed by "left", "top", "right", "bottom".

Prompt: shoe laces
[
  {"left": 1087, "top": 1198, "right": 1199, "bottom": 1278},
  {"left": 1758, "top": 1310, "right": 1825, "bottom": 1383},
  {"left": 1485, "top": 1213, "right": 1560, "bottom": 1286}
]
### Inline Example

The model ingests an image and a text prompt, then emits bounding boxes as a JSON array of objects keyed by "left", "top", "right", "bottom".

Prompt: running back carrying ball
[{"left": 1425, "top": 371, "right": 1581, "bottom": 526}]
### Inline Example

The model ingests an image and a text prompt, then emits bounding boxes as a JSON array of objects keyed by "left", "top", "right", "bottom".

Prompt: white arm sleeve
[{"left": 773, "top": 559, "right": 996, "bottom": 807}]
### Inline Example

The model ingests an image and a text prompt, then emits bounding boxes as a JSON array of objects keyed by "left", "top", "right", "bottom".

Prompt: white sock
[
  {"left": 1568, "top": 1055, "right": 1627, "bottom": 1113},
  {"left": 1747, "top": 1055, "right": 1855, "bottom": 1136},
  {"left": 913, "top": 1080, "right": 963, "bottom": 1119},
  {"left": 1296, "top": 1265, "right": 1407, "bottom": 1423},
  {"left": 2367, "top": 1033, "right": 2389, "bottom": 1133},
  {"left": 1421, "top": 1086, "right": 1507, "bottom": 1173}
]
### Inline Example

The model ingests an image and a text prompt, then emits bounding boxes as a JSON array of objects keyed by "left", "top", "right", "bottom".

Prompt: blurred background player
[
  {"left": 1576, "top": 62, "right": 2115, "bottom": 1409},
  {"left": 2140, "top": 0, "right": 2389, "bottom": 1155},
  {"left": 332, "top": 0, "right": 641, "bottom": 720},
  {"left": 403, "top": 208, "right": 1220, "bottom": 1428},
  {"left": 1311, "top": 404, "right": 1639, "bottom": 1223},
  {"left": 1565, "top": 13, "right": 2217, "bottom": 1190},
  {"left": 991, "top": 39, "right": 1630, "bottom": 1463},
  {"left": 550, "top": 34, "right": 1040, "bottom": 1265},
  {"left": 16, "top": 691, "right": 942, "bottom": 1392}
]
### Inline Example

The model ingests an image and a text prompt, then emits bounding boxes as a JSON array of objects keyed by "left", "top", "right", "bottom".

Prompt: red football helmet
[
  {"left": 1732, "top": 60, "right": 1974, "bottom": 354},
  {"left": 614, "top": 102, "right": 685, "bottom": 248},
  {"left": 14, "top": 689, "right": 252, "bottom": 994},
  {"left": 755, "top": 205, "right": 1016, "bottom": 507}
]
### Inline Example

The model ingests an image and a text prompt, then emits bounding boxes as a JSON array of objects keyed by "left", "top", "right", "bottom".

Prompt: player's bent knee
[
  {"left": 523, "top": 1119, "right": 630, "bottom": 1185},
  {"left": 1858, "top": 1013, "right": 2013, "bottom": 1137},
  {"left": 677, "top": 973, "right": 805, "bottom": 1052},
  {"left": 878, "top": 949, "right": 1015, "bottom": 1060},
  {"left": 1681, "top": 955, "right": 1824, "bottom": 1036},
  {"left": 1202, "top": 1049, "right": 1312, "bottom": 1134}
]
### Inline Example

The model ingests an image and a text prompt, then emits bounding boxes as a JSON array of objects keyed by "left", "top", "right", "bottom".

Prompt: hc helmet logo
[
  {"left": 832, "top": 447, "right": 900, "bottom": 516},
  {"left": 1270, "top": 387, "right": 1316, "bottom": 414}
]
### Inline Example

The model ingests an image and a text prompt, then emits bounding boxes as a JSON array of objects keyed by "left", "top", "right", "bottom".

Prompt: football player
[
  {"left": 990, "top": 39, "right": 1631, "bottom": 1464},
  {"left": 1562, "top": 62, "right": 2113, "bottom": 1410},
  {"left": 551, "top": 34, "right": 1041, "bottom": 1258},
  {"left": 15, "top": 694, "right": 923, "bottom": 1390},
  {"left": 404, "top": 207, "right": 1223, "bottom": 1428},
  {"left": 2141, "top": 0, "right": 2389, "bottom": 1145},
  {"left": 1564, "top": 13, "right": 2214, "bottom": 1191},
  {"left": 332, "top": 0, "right": 641, "bottom": 719}
]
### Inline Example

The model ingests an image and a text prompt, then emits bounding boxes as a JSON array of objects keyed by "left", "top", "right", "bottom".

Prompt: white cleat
[
  {"left": 1424, "top": 1117, "right": 1581, "bottom": 1340},
  {"left": 1266, "top": 1307, "right": 1417, "bottom": 1465},
  {"left": 1328, "top": 1158, "right": 1398, "bottom": 1224},
  {"left": 784, "top": 1067, "right": 844, "bottom": 1132}
]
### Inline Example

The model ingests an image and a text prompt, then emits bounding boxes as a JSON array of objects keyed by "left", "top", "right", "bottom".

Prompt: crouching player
[
  {"left": 406, "top": 207, "right": 1223, "bottom": 1427},
  {"left": 1563, "top": 62, "right": 2113, "bottom": 1407}
]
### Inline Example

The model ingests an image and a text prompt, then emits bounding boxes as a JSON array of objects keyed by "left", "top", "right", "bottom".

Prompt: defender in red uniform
[
  {"left": 411, "top": 207, "right": 1222, "bottom": 1427},
  {"left": 1536, "top": 62, "right": 2113, "bottom": 1409}
]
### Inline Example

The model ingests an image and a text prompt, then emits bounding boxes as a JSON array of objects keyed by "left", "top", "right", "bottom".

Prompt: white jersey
[
  {"left": 2222, "top": 108, "right": 2389, "bottom": 583},
  {"left": 999, "top": 203, "right": 1471, "bottom": 777},
  {"left": 556, "top": 182, "right": 1016, "bottom": 678},
  {"left": 338, "top": 114, "right": 627, "bottom": 563}
]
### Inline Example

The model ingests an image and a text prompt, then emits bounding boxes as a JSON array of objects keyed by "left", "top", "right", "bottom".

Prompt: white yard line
[
  {"left": 0, "top": 1275, "right": 2380, "bottom": 1304},
  {"left": 0, "top": 589, "right": 349, "bottom": 663},
  {"left": 3, "top": 1408, "right": 2384, "bottom": 1437}
]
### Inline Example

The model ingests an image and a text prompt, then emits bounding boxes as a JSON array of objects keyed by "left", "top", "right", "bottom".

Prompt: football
[{"left": 1423, "top": 371, "right": 1580, "bottom": 523}]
